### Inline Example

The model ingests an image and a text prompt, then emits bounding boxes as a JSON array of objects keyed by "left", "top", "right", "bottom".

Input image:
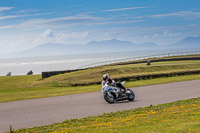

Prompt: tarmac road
[{"left": 1, "top": 80, "right": 200, "bottom": 132}]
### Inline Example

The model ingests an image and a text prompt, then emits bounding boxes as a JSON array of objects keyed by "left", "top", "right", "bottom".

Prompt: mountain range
[
  {"left": 2, "top": 36, "right": 200, "bottom": 58},
  {"left": 169, "top": 36, "right": 200, "bottom": 48}
]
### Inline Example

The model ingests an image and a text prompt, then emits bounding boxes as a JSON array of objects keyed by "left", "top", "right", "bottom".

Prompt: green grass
[
  {"left": 12, "top": 97, "right": 200, "bottom": 133},
  {"left": 1, "top": 58, "right": 200, "bottom": 103},
  {"left": 0, "top": 75, "right": 41, "bottom": 89},
  {"left": 1, "top": 74, "right": 200, "bottom": 103},
  {"left": 34, "top": 60, "right": 200, "bottom": 87}
]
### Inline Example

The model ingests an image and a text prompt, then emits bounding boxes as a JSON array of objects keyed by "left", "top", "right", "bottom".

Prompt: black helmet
[{"left": 102, "top": 74, "right": 109, "bottom": 81}]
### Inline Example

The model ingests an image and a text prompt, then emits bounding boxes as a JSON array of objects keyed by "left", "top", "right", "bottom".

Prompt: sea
[{"left": 0, "top": 49, "right": 199, "bottom": 76}]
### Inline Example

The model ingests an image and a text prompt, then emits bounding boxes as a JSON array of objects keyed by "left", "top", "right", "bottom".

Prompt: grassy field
[
  {"left": 36, "top": 60, "right": 200, "bottom": 87},
  {"left": 0, "top": 57, "right": 200, "bottom": 103},
  {"left": 11, "top": 97, "right": 200, "bottom": 133}
]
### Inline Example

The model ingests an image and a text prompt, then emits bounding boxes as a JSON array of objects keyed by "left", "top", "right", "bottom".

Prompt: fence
[
  {"left": 42, "top": 69, "right": 85, "bottom": 79},
  {"left": 78, "top": 51, "right": 200, "bottom": 69}
]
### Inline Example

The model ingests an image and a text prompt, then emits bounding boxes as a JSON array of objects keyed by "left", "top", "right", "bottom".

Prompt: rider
[{"left": 102, "top": 74, "right": 126, "bottom": 93}]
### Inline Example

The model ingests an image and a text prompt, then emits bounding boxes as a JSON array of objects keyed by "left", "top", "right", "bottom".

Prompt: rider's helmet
[{"left": 102, "top": 74, "right": 110, "bottom": 81}]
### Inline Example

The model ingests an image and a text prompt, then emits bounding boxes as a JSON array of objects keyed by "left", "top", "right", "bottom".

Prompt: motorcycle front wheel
[
  {"left": 104, "top": 92, "right": 116, "bottom": 104},
  {"left": 127, "top": 89, "right": 135, "bottom": 101}
]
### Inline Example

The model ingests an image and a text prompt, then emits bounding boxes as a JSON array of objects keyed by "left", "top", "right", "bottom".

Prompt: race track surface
[{"left": 1, "top": 80, "right": 200, "bottom": 132}]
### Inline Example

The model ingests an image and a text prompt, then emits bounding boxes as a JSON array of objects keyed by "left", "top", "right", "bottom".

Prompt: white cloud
[
  {"left": 13, "top": 15, "right": 102, "bottom": 31},
  {"left": 0, "top": 7, "right": 13, "bottom": 12},
  {"left": 0, "top": 25, "right": 14, "bottom": 29},
  {"left": 35, "top": 29, "right": 55, "bottom": 43},
  {"left": 17, "top": 9, "right": 38, "bottom": 14},
  {"left": 45, "top": 15, "right": 102, "bottom": 25},
  {"left": 163, "top": 30, "right": 169, "bottom": 37},
  {"left": 0, "top": 10, "right": 145, "bottom": 31},
  {"left": 103, "top": 6, "right": 147, "bottom": 12},
  {"left": 87, "top": 20, "right": 145, "bottom": 26},
  {"left": 149, "top": 11, "right": 200, "bottom": 19},
  {"left": 33, "top": 29, "right": 117, "bottom": 45},
  {"left": 0, "top": 12, "right": 54, "bottom": 21},
  {"left": 35, "top": 29, "right": 90, "bottom": 44},
  {"left": 163, "top": 29, "right": 181, "bottom": 37},
  {"left": 56, "top": 31, "right": 89, "bottom": 40},
  {"left": 10, "top": 14, "right": 145, "bottom": 31},
  {"left": 42, "top": 29, "right": 55, "bottom": 37},
  {"left": 0, "top": 15, "right": 24, "bottom": 20}
]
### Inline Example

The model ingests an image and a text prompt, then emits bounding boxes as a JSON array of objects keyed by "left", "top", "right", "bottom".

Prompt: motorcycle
[{"left": 101, "top": 81, "right": 135, "bottom": 104}]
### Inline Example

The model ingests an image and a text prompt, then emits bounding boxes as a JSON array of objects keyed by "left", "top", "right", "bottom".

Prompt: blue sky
[{"left": 0, "top": 0, "right": 200, "bottom": 53}]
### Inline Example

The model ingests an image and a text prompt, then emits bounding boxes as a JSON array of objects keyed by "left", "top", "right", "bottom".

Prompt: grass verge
[{"left": 11, "top": 97, "right": 200, "bottom": 133}]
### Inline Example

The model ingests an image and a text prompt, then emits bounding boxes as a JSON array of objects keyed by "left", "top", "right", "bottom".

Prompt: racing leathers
[{"left": 102, "top": 78, "right": 126, "bottom": 93}]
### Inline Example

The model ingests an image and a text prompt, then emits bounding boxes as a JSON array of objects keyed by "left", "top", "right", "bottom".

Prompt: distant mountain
[
  {"left": 87, "top": 39, "right": 134, "bottom": 46},
  {"left": 2, "top": 39, "right": 159, "bottom": 58},
  {"left": 2, "top": 37, "right": 200, "bottom": 58},
  {"left": 87, "top": 39, "right": 158, "bottom": 52},
  {"left": 169, "top": 36, "right": 200, "bottom": 49}
]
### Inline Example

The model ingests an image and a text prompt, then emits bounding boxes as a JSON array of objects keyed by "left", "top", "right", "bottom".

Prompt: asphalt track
[{"left": 1, "top": 80, "right": 200, "bottom": 132}]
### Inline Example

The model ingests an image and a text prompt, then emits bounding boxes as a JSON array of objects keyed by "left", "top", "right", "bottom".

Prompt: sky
[{"left": 0, "top": 0, "right": 200, "bottom": 54}]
